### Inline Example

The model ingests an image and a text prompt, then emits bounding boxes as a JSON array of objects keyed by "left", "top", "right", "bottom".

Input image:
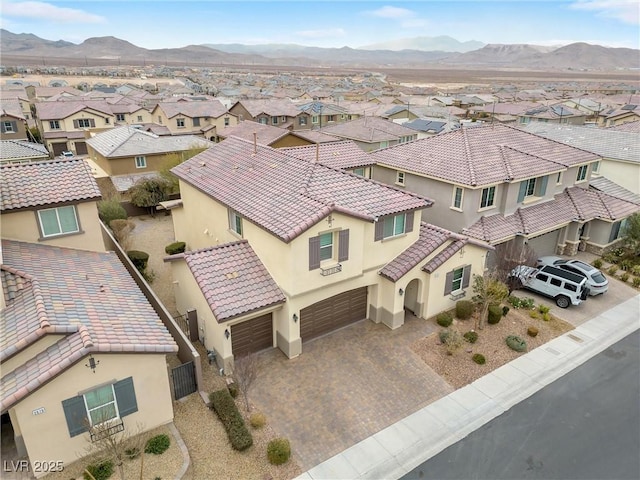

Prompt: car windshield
[
  {"left": 592, "top": 272, "right": 606, "bottom": 283},
  {"left": 553, "top": 259, "right": 567, "bottom": 265}
]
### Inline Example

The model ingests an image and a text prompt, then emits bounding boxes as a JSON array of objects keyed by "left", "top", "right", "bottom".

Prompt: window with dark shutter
[
  {"left": 114, "top": 377, "right": 138, "bottom": 417},
  {"left": 309, "top": 236, "right": 320, "bottom": 270},
  {"left": 462, "top": 265, "right": 471, "bottom": 288},
  {"left": 374, "top": 219, "right": 384, "bottom": 241},
  {"left": 444, "top": 271, "right": 454, "bottom": 295},
  {"left": 338, "top": 229, "right": 349, "bottom": 262},
  {"left": 73, "top": 119, "right": 79, "bottom": 128},
  {"left": 405, "top": 211, "right": 414, "bottom": 233},
  {"left": 539, "top": 176, "right": 548, "bottom": 196},
  {"left": 517, "top": 181, "right": 528, "bottom": 203},
  {"left": 89, "top": 119, "right": 95, "bottom": 128},
  {"left": 62, "top": 396, "right": 89, "bottom": 437}
]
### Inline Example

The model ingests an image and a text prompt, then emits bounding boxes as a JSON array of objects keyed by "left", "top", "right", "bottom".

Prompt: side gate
[{"left": 171, "top": 361, "right": 197, "bottom": 400}]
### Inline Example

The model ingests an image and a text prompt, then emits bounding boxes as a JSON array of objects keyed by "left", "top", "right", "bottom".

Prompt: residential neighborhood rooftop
[
  {"left": 319, "top": 116, "right": 418, "bottom": 143},
  {"left": 282, "top": 140, "right": 375, "bottom": 169},
  {"left": 0, "top": 140, "right": 49, "bottom": 161}
]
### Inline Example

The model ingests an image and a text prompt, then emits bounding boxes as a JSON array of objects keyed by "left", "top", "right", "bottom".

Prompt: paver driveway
[{"left": 251, "top": 313, "right": 454, "bottom": 471}]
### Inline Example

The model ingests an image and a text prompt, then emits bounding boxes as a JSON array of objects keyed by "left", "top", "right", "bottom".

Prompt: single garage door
[
  {"left": 52, "top": 143, "right": 68, "bottom": 156},
  {"left": 75, "top": 141, "right": 88, "bottom": 155},
  {"left": 231, "top": 313, "right": 273, "bottom": 356},
  {"left": 528, "top": 230, "right": 561, "bottom": 257},
  {"left": 300, "top": 287, "right": 367, "bottom": 342}
]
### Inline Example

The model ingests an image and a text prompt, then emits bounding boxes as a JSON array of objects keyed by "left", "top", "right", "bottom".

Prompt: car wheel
[{"left": 555, "top": 295, "right": 570, "bottom": 308}]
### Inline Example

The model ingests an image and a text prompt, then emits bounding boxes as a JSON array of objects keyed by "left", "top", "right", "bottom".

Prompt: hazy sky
[{"left": 2, "top": 1, "right": 639, "bottom": 49}]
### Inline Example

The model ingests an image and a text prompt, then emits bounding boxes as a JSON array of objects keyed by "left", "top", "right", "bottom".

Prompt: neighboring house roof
[
  {"left": 0, "top": 158, "right": 101, "bottom": 211},
  {"left": 520, "top": 124, "right": 640, "bottom": 164},
  {"left": 292, "top": 130, "right": 341, "bottom": 144},
  {"left": 172, "top": 136, "right": 432, "bottom": 243},
  {"left": 370, "top": 124, "right": 600, "bottom": 187},
  {"left": 281, "top": 140, "right": 374, "bottom": 169},
  {"left": 180, "top": 240, "right": 286, "bottom": 322},
  {"left": 0, "top": 140, "right": 49, "bottom": 162},
  {"left": 607, "top": 120, "right": 640, "bottom": 133},
  {"left": 154, "top": 100, "right": 229, "bottom": 119},
  {"left": 379, "top": 223, "right": 491, "bottom": 282},
  {"left": 298, "top": 101, "right": 348, "bottom": 116},
  {"left": 463, "top": 186, "right": 640, "bottom": 243},
  {"left": 111, "top": 172, "right": 162, "bottom": 193},
  {"left": 86, "top": 125, "right": 213, "bottom": 157},
  {"left": 0, "top": 240, "right": 178, "bottom": 412},
  {"left": 319, "top": 116, "right": 417, "bottom": 144},
  {"left": 217, "top": 120, "right": 292, "bottom": 145},
  {"left": 0, "top": 98, "right": 26, "bottom": 120},
  {"left": 35, "top": 100, "right": 114, "bottom": 120},
  {"left": 520, "top": 104, "right": 583, "bottom": 119},
  {"left": 233, "top": 99, "right": 301, "bottom": 118},
  {"left": 402, "top": 118, "right": 452, "bottom": 135},
  {"left": 590, "top": 177, "right": 640, "bottom": 205}
]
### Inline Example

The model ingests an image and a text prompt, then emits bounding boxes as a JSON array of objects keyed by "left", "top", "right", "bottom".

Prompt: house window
[
  {"left": 556, "top": 172, "right": 563, "bottom": 185},
  {"left": 592, "top": 161, "right": 600, "bottom": 174},
  {"left": 37, "top": 206, "right": 79, "bottom": 237},
  {"left": 135, "top": 156, "right": 146, "bottom": 168},
  {"left": 271, "top": 116, "right": 278, "bottom": 125},
  {"left": 379, "top": 141, "right": 389, "bottom": 148},
  {"left": 576, "top": 165, "right": 588, "bottom": 182},
  {"left": 224, "top": 117, "right": 230, "bottom": 126},
  {"left": 49, "top": 120, "right": 60, "bottom": 130},
  {"left": 77, "top": 119, "right": 91, "bottom": 128},
  {"left": 353, "top": 167, "right": 365, "bottom": 177},
  {"left": 105, "top": 118, "right": 110, "bottom": 125},
  {"left": 158, "top": 116, "right": 163, "bottom": 124},
  {"left": 84, "top": 384, "right": 118, "bottom": 426},
  {"left": 3, "top": 121, "right": 15, "bottom": 132},
  {"left": 319, "top": 232, "right": 333, "bottom": 261},
  {"left": 396, "top": 171, "right": 405, "bottom": 186},
  {"left": 444, "top": 265, "right": 471, "bottom": 295},
  {"left": 116, "top": 113, "right": 125, "bottom": 121},
  {"left": 525, "top": 178, "right": 537, "bottom": 197},
  {"left": 312, "top": 116, "right": 319, "bottom": 124},
  {"left": 229, "top": 209, "right": 243, "bottom": 236},
  {"left": 137, "top": 115, "right": 143, "bottom": 122},
  {"left": 193, "top": 117, "right": 201, "bottom": 127},
  {"left": 609, "top": 218, "right": 627, "bottom": 243},
  {"left": 177, "top": 118, "right": 185, "bottom": 128},
  {"left": 327, "top": 115, "right": 336, "bottom": 122},
  {"left": 259, "top": 117, "right": 268, "bottom": 125},
  {"left": 281, "top": 116, "right": 287, "bottom": 122},
  {"left": 299, "top": 116, "right": 307, "bottom": 126},
  {"left": 480, "top": 186, "right": 496, "bottom": 209},
  {"left": 383, "top": 213, "right": 406, "bottom": 238},
  {"left": 452, "top": 186, "right": 464, "bottom": 210}
]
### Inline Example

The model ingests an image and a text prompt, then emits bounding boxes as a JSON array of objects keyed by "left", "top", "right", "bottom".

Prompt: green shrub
[
  {"left": 607, "top": 265, "right": 619, "bottom": 275},
  {"left": 472, "top": 353, "right": 486, "bottom": 365},
  {"left": 209, "top": 389, "right": 253, "bottom": 451},
  {"left": 506, "top": 335, "right": 527, "bottom": 352},
  {"left": 455, "top": 300, "right": 474, "bottom": 320},
  {"left": 165, "top": 241, "right": 186, "bottom": 255},
  {"left": 125, "top": 446, "right": 140, "bottom": 459},
  {"left": 542, "top": 312, "right": 551, "bottom": 322},
  {"left": 98, "top": 198, "right": 127, "bottom": 225},
  {"left": 127, "top": 250, "right": 149, "bottom": 272},
  {"left": 537, "top": 304, "right": 550, "bottom": 315},
  {"left": 267, "top": 438, "right": 291, "bottom": 465},
  {"left": 84, "top": 460, "right": 113, "bottom": 480},
  {"left": 529, "top": 310, "right": 540, "bottom": 319},
  {"left": 620, "top": 259, "right": 632, "bottom": 271},
  {"left": 591, "top": 259, "right": 603, "bottom": 269},
  {"left": 439, "top": 329, "right": 450, "bottom": 343},
  {"left": 631, "top": 265, "right": 640, "bottom": 276},
  {"left": 250, "top": 412, "right": 267, "bottom": 429},
  {"left": 527, "top": 326, "right": 539, "bottom": 337},
  {"left": 463, "top": 331, "right": 478, "bottom": 343},
  {"left": 633, "top": 277, "right": 640, "bottom": 288},
  {"left": 228, "top": 382, "right": 238, "bottom": 398},
  {"left": 436, "top": 311, "right": 453, "bottom": 327},
  {"left": 507, "top": 296, "right": 535, "bottom": 310},
  {"left": 621, "top": 273, "right": 630, "bottom": 282},
  {"left": 502, "top": 305, "right": 510, "bottom": 317},
  {"left": 487, "top": 304, "right": 502, "bottom": 324},
  {"left": 145, "top": 434, "right": 170, "bottom": 455},
  {"left": 443, "top": 329, "right": 464, "bottom": 355}
]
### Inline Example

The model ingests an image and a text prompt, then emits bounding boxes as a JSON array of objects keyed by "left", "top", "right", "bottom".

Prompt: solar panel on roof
[{"left": 621, "top": 104, "right": 637, "bottom": 111}]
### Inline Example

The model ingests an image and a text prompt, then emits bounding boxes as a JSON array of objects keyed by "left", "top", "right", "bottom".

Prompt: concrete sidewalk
[{"left": 295, "top": 294, "right": 640, "bottom": 480}]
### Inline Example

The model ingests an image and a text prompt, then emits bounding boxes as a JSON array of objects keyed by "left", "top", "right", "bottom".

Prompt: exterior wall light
[
  {"left": 293, "top": 313, "right": 298, "bottom": 323},
  {"left": 85, "top": 354, "right": 100, "bottom": 373},
  {"left": 399, "top": 288, "right": 404, "bottom": 296},
  {"left": 224, "top": 329, "right": 230, "bottom": 339}
]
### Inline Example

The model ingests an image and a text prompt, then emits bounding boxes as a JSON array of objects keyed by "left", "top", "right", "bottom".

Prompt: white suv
[
  {"left": 510, "top": 264, "right": 590, "bottom": 308},
  {"left": 536, "top": 256, "right": 608, "bottom": 296}
]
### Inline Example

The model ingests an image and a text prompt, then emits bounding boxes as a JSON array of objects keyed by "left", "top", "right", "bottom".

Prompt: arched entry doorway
[{"left": 403, "top": 278, "right": 422, "bottom": 316}]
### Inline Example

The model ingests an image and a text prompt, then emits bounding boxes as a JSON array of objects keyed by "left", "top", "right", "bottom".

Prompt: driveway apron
[{"left": 251, "top": 313, "right": 454, "bottom": 470}]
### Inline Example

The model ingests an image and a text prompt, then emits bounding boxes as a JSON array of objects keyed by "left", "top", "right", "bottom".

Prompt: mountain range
[{"left": 1, "top": 29, "right": 638, "bottom": 71}]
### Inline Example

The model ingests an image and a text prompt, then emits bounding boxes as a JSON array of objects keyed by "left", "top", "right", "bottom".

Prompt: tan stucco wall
[
  {"left": 39, "top": 110, "right": 115, "bottom": 136},
  {"left": 1, "top": 115, "right": 28, "bottom": 140},
  {"left": 0, "top": 201, "right": 107, "bottom": 251},
  {"left": 2, "top": 335, "right": 66, "bottom": 376},
  {"left": 270, "top": 135, "right": 314, "bottom": 148},
  {"left": 596, "top": 160, "right": 640, "bottom": 195},
  {"left": 10, "top": 353, "right": 173, "bottom": 477},
  {"left": 90, "top": 150, "right": 179, "bottom": 177}
]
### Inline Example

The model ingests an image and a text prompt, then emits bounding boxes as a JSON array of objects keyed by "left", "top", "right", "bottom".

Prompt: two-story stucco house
[
  {"left": 371, "top": 124, "right": 640, "bottom": 257},
  {"left": 217, "top": 120, "right": 316, "bottom": 148},
  {"left": 165, "top": 137, "right": 491, "bottom": 372},
  {"left": 151, "top": 100, "right": 237, "bottom": 141},
  {"left": 228, "top": 99, "right": 305, "bottom": 130},
  {"left": 319, "top": 116, "right": 418, "bottom": 152},
  {"left": 1, "top": 98, "right": 29, "bottom": 141}
]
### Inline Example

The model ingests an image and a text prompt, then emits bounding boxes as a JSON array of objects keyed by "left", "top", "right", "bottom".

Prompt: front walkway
[{"left": 251, "top": 313, "right": 454, "bottom": 471}]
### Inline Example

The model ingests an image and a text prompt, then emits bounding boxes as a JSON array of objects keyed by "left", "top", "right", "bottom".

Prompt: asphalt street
[{"left": 402, "top": 329, "right": 640, "bottom": 480}]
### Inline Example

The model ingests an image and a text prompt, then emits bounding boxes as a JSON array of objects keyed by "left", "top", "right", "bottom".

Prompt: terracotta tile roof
[
  {"left": 379, "top": 223, "right": 491, "bottom": 281},
  {"left": 0, "top": 158, "right": 102, "bottom": 211},
  {"left": 282, "top": 140, "right": 375, "bottom": 169},
  {"left": 1, "top": 240, "right": 178, "bottom": 411},
  {"left": 0, "top": 98, "right": 25, "bottom": 120},
  {"left": 320, "top": 116, "right": 417, "bottom": 143},
  {"left": 35, "top": 101, "right": 114, "bottom": 120},
  {"left": 370, "top": 124, "right": 600, "bottom": 187},
  {"left": 463, "top": 186, "right": 640, "bottom": 243},
  {"left": 86, "top": 125, "right": 213, "bottom": 157},
  {"left": 234, "top": 99, "right": 301, "bottom": 117},
  {"left": 0, "top": 140, "right": 49, "bottom": 161},
  {"left": 183, "top": 240, "right": 285, "bottom": 321},
  {"left": 293, "top": 130, "right": 341, "bottom": 144},
  {"left": 590, "top": 177, "right": 640, "bottom": 205},
  {"left": 217, "top": 120, "right": 290, "bottom": 145},
  {"left": 172, "top": 136, "right": 432, "bottom": 242},
  {"left": 607, "top": 120, "right": 640, "bottom": 133},
  {"left": 155, "top": 100, "right": 228, "bottom": 119}
]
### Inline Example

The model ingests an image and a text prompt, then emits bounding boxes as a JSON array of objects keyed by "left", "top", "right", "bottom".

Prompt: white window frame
[
  {"left": 259, "top": 117, "right": 268, "bottom": 125},
  {"left": 229, "top": 210, "right": 243, "bottom": 236},
  {"left": 37, "top": 206, "right": 80, "bottom": 237},
  {"left": 77, "top": 119, "right": 91, "bottom": 128},
  {"left": 49, "top": 120, "right": 60, "bottom": 130},
  {"left": 3, "top": 121, "right": 15, "bottom": 132},
  {"left": 224, "top": 117, "right": 230, "bottom": 126},
  {"left": 556, "top": 172, "right": 563, "bottom": 185},
  {"left": 451, "top": 186, "right": 464, "bottom": 210},
  {"left": 383, "top": 213, "right": 406, "bottom": 239},
  {"left": 592, "top": 161, "right": 600, "bottom": 174},
  {"left": 271, "top": 116, "right": 279, "bottom": 125},
  {"left": 135, "top": 156, "right": 146, "bottom": 168},
  {"left": 299, "top": 116, "right": 307, "bottom": 126},
  {"left": 312, "top": 116, "right": 319, "bottom": 124},
  {"left": 353, "top": 167, "right": 365, "bottom": 177},
  {"left": 281, "top": 116, "right": 287, "bottom": 122},
  {"left": 576, "top": 165, "right": 588, "bottom": 182},
  {"left": 480, "top": 185, "right": 496, "bottom": 209},
  {"left": 83, "top": 384, "right": 119, "bottom": 426},
  {"left": 327, "top": 115, "right": 336, "bottom": 122},
  {"left": 524, "top": 177, "right": 537, "bottom": 197},
  {"left": 176, "top": 118, "right": 185, "bottom": 128},
  {"left": 116, "top": 113, "right": 125, "bottom": 122},
  {"left": 137, "top": 115, "right": 143, "bottom": 122},
  {"left": 395, "top": 171, "right": 405, "bottom": 186},
  {"left": 319, "top": 232, "right": 333, "bottom": 261},
  {"left": 451, "top": 267, "right": 464, "bottom": 294}
]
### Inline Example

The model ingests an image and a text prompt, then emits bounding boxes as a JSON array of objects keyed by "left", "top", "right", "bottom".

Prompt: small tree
[
  {"left": 233, "top": 353, "right": 260, "bottom": 412},
  {"left": 493, "top": 241, "right": 538, "bottom": 293},
  {"left": 98, "top": 197, "right": 127, "bottom": 226},
  {"left": 621, "top": 213, "right": 640, "bottom": 259},
  {"left": 471, "top": 272, "right": 509, "bottom": 330},
  {"left": 159, "top": 146, "right": 207, "bottom": 194},
  {"left": 128, "top": 178, "right": 172, "bottom": 216}
]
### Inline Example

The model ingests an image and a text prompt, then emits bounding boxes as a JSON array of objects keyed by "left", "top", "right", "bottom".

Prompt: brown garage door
[
  {"left": 231, "top": 313, "right": 273, "bottom": 356},
  {"left": 75, "top": 141, "right": 88, "bottom": 155},
  {"left": 300, "top": 287, "right": 367, "bottom": 342},
  {"left": 52, "top": 143, "right": 68, "bottom": 156}
]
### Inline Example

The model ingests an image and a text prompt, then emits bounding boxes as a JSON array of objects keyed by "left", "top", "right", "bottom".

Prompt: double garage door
[
  {"left": 231, "top": 313, "right": 273, "bottom": 356},
  {"left": 300, "top": 287, "right": 367, "bottom": 342}
]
